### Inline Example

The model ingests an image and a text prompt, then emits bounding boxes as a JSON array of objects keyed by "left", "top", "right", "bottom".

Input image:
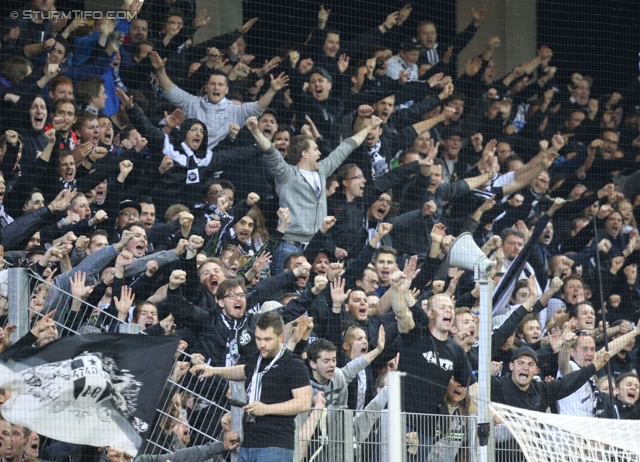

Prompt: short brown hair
[
  {"left": 2, "top": 57, "right": 33, "bottom": 84},
  {"left": 164, "top": 203, "right": 189, "bottom": 223},
  {"left": 373, "top": 246, "right": 397, "bottom": 262},
  {"left": 256, "top": 311, "right": 284, "bottom": 336},
  {"left": 132, "top": 301, "right": 157, "bottom": 323},
  {"left": 75, "top": 76, "right": 104, "bottom": 106},
  {"left": 286, "top": 135, "right": 314, "bottom": 166},
  {"left": 216, "top": 278, "right": 245, "bottom": 301},
  {"left": 197, "top": 257, "right": 225, "bottom": 277}
]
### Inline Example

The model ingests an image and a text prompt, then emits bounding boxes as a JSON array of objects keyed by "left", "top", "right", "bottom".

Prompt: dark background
[
  {"left": 537, "top": 0, "right": 640, "bottom": 96},
  {"left": 243, "top": 0, "right": 640, "bottom": 96}
]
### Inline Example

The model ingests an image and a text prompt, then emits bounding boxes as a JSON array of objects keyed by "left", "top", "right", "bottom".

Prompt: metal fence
[{"left": 2, "top": 267, "right": 528, "bottom": 461}]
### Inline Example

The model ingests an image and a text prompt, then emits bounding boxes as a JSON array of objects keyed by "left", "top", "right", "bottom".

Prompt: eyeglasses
[
  {"left": 602, "top": 137, "right": 618, "bottom": 144},
  {"left": 189, "top": 127, "right": 206, "bottom": 134},
  {"left": 119, "top": 211, "right": 139, "bottom": 219},
  {"left": 223, "top": 292, "right": 246, "bottom": 300},
  {"left": 363, "top": 278, "right": 379, "bottom": 286},
  {"left": 348, "top": 174, "right": 364, "bottom": 180},
  {"left": 376, "top": 198, "right": 393, "bottom": 205}
]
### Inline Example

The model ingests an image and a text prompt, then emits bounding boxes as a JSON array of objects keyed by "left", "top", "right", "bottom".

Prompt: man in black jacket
[{"left": 491, "top": 345, "right": 609, "bottom": 460}]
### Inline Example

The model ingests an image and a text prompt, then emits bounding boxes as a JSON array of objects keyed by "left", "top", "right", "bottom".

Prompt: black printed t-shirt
[
  {"left": 392, "top": 327, "right": 475, "bottom": 414},
  {"left": 242, "top": 349, "right": 310, "bottom": 449}
]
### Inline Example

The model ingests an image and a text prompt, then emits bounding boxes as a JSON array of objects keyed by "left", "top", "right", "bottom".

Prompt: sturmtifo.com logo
[{"left": 12, "top": 10, "right": 138, "bottom": 20}]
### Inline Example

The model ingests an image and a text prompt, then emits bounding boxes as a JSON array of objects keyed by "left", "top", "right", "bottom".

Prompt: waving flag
[{"left": 0, "top": 334, "right": 178, "bottom": 456}]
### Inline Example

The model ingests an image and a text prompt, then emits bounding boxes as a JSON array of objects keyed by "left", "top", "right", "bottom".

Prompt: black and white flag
[{"left": 0, "top": 334, "right": 178, "bottom": 456}]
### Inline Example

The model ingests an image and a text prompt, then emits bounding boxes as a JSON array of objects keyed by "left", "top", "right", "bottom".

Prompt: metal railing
[{"left": 3, "top": 267, "right": 527, "bottom": 461}]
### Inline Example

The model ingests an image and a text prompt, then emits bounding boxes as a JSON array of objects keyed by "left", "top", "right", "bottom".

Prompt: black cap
[
  {"left": 119, "top": 199, "right": 141, "bottom": 215},
  {"left": 511, "top": 346, "right": 538, "bottom": 364},
  {"left": 441, "top": 127, "right": 464, "bottom": 139},
  {"left": 309, "top": 67, "right": 333, "bottom": 83},
  {"left": 259, "top": 108, "right": 278, "bottom": 119}
]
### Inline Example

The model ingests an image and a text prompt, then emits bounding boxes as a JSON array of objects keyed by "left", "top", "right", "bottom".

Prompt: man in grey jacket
[
  {"left": 246, "top": 115, "right": 383, "bottom": 274},
  {"left": 149, "top": 50, "right": 288, "bottom": 150},
  {"left": 298, "top": 328, "right": 386, "bottom": 462}
]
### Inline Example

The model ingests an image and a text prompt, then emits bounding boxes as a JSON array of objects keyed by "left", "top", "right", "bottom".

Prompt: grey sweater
[
  {"left": 265, "top": 138, "right": 359, "bottom": 242},
  {"left": 165, "top": 84, "right": 264, "bottom": 150},
  {"left": 303, "top": 355, "right": 370, "bottom": 462}
]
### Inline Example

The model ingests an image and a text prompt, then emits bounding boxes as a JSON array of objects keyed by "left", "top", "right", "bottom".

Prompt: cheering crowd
[{"left": 1, "top": 0, "right": 640, "bottom": 460}]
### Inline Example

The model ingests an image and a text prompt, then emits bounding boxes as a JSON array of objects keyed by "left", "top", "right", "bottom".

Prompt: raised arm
[
  {"left": 389, "top": 271, "right": 416, "bottom": 333},
  {"left": 246, "top": 116, "right": 273, "bottom": 151},
  {"left": 349, "top": 116, "right": 383, "bottom": 147},
  {"left": 607, "top": 321, "right": 640, "bottom": 357},
  {"left": 363, "top": 325, "right": 386, "bottom": 363},
  {"left": 149, "top": 50, "right": 174, "bottom": 93},
  {"left": 257, "top": 73, "right": 289, "bottom": 110},
  {"left": 501, "top": 135, "right": 563, "bottom": 196},
  {"left": 412, "top": 105, "right": 454, "bottom": 136}
]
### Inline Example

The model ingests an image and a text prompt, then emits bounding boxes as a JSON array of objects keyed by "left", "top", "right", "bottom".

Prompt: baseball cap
[
  {"left": 309, "top": 67, "right": 333, "bottom": 83},
  {"left": 119, "top": 199, "right": 141, "bottom": 215},
  {"left": 511, "top": 346, "right": 538, "bottom": 364}
]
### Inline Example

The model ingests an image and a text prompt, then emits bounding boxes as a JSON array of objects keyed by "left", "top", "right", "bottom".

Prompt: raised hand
[
  {"left": 337, "top": 54, "right": 350, "bottom": 74},
  {"left": 430, "top": 222, "right": 446, "bottom": 245},
  {"left": 69, "top": 271, "right": 94, "bottom": 300},
  {"left": 113, "top": 286, "right": 135, "bottom": 317},
  {"left": 293, "top": 261, "right": 312, "bottom": 279},
  {"left": 253, "top": 251, "right": 272, "bottom": 274},
  {"left": 239, "top": 17, "right": 258, "bottom": 34},
  {"left": 313, "top": 275, "right": 329, "bottom": 293},
  {"left": 115, "top": 249, "right": 134, "bottom": 268},
  {"left": 375, "top": 325, "right": 386, "bottom": 351},
  {"left": 145, "top": 260, "right": 158, "bottom": 276},
  {"left": 164, "top": 108, "right": 185, "bottom": 129},
  {"left": 330, "top": 276, "right": 351, "bottom": 308},
  {"left": 159, "top": 156, "right": 174, "bottom": 174},
  {"left": 174, "top": 239, "right": 189, "bottom": 256},
  {"left": 321, "top": 216, "right": 337, "bottom": 233},
  {"left": 327, "top": 262, "right": 344, "bottom": 281},
  {"left": 160, "top": 314, "right": 177, "bottom": 336},
  {"left": 445, "top": 270, "right": 464, "bottom": 297},
  {"left": 269, "top": 72, "right": 289, "bottom": 91},
  {"left": 193, "top": 9, "right": 211, "bottom": 28},
  {"left": 205, "top": 219, "right": 221, "bottom": 236},
  {"left": 116, "top": 87, "right": 134, "bottom": 109},
  {"left": 188, "top": 235, "right": 205, "bottom": 251},
  {"left": 245, "top": 116, "right": 258, "bottom": 132},
  {"left": 149, "top": 50, "right": 167, "bottom": 70},
  {"left": 397, "top": 4, "right": 412, "bottom": 24},
  {"left": 376, "top": 222, "right": 393, "bottom": 238},
  {"left": 169, "top": 270, "right": 187, "bottom": 290},
  {"left": 247, "top": 192, "right": 260, "bottom": 206},
  {"left": 472, "top": 3, "right": 488, "bottom": 22},
  {"left": 402, "top": 255, "right": 421, "bottom": 282}
]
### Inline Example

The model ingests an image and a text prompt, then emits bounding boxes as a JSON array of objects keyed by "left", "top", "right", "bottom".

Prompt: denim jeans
[
  {"left": 238, "top": 447, "right": 294, "bottom": 462},
  {"left": 271, "top": 241, "right": 304, "bottom": 276}
]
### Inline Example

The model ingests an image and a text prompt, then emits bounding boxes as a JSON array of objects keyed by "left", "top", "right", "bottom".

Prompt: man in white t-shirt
[{"left": 557, "top": 323, "right": 640, "bottom": 416}]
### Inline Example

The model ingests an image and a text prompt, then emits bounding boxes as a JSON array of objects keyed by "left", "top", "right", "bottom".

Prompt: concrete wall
[
  {"left": 84, "top": 0, "right": 242, "bottom": 42},
  {"left": 192, "top": 0, "right": 242, "bottom": 43},
  {"left": 457, "top": 0, "right": 537, "bottom": 79}
]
